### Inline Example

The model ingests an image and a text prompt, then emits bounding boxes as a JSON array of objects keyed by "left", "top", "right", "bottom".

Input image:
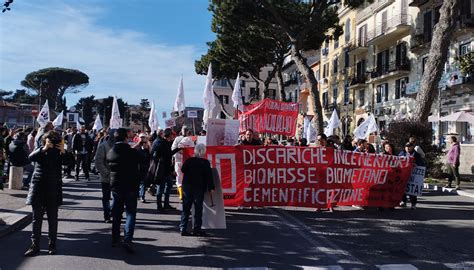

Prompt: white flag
[
  {"left": 109, "top": 96, "right": 122, "bottom": 129},
  {"left": 37, "top": 100, "right": 50, "bottom": 127},
  {"left": 324, "top": 109, "right": 340, "bottom": 137},
  {"left": 173, "top": 76, "right": 186, "bottom": 113},
  {"left": 305, "top": 116, "right": 316, "bottom": 143},
  {"left": 231, "top": 73, "right": 243, "bottom": 110},
  {"left": 365, "top": 114, "right": 379, "bottom": 137},
  {"left": 202, "top": 63, "right": 216, "bottom": 127},
  {"left": 92, "top": 114, "right": 103, "bottom": 131},
  {"left": 148, "top": 101, "right": 158, "bottom": 133},
  {"left": 353, "top": 114, "right": 375, "bottom": 139},
  {"left": 76, "top": 120, "right": 81, "bottom": 130},
  {"left": 52, "top": 110, "right": 64, "bottom": 127}
]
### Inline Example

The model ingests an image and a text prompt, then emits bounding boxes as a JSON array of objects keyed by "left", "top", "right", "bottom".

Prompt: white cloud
[{"left": 0, "top": 1, "right": 207, "bottom": 126}]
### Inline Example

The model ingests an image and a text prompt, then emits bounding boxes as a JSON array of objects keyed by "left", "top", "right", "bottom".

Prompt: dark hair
[
  {"left": 317, "top": 133, "right": 327, "bottom": 140},
  {"left": 41, "top": 130, "right": 62, "bottom": 146},
  {"left": 163, "top": 128, "right": 173, "bottom": 138},
  {"left": 114, "top": 128, "right": 128, "bottom": 142},
  {"left": 357, "top": 139, "right": 366, "bottom": 146},
  {"left": 451, "top": 136, "right": 457, "bottom": 142}
]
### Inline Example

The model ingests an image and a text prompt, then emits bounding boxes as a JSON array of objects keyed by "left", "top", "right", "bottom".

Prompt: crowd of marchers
[{"left": 0, "top": 122, "right": 460, "bottom": 256}]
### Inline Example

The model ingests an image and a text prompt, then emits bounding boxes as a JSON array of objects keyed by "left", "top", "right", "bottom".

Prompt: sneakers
[
  {"left": 123, "top": 242, "right": 134, "bottom": 254},
  {"left": 140, "top": 198, "right": 147, "bottom": 203},
  {"left": 104, "top": 219, "right": 112, "bottom": 223},
  {"left": 48, "top": 243, "right": 57, "bottom": 255},
  {"left": 444, "top": 184, "right": 453, "bottom": 188},
  {"left": 24, "top": 243, "right": 40, "bottom": 257},
  {"left": 399, "top": 202, "right": 407, "bottom": 208},
  {"left": 455, "top": 185, "right": 461, "bottom": 190}
]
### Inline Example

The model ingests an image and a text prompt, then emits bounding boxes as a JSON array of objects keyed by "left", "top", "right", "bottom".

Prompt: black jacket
[
  {"left": 107, "top": 142, "right": 143, "bottom": 193},
  {"left": 181, "top": 157, "right": 214, "bottom": 193},
  {"left": 72, "top": 132, "right": 94, "bottom": 153},
  {"left": 151, "top": 138, "right": 180, "bottom": 182},
  {"left": 26, "top": 148, "right": 64, "bottom": 206},
  {"left": 8, "top": 139, "right": 30, "bottom": 167}
]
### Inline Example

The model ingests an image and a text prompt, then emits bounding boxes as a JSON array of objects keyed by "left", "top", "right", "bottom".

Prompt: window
[
  {"left": 333, "top": 57, "right": 338, "bottom": 74},
  {"left": 395, "top": 77, "right": 409, "bottom": 99},
  {"left": 377, "top": 50, "right": 390, "bottom": 74},
  {"left": 423, "top": 11, "right": 433, "bottom": 41},
  {"left": 344, "top": 83, "right": 350, "bottom": 104},
  {"left": 459, "top": 43, "right": 471, "bottom": 56},
  {"left": 381, "top": 11, "right": 388, "bottom": 33},
  {"left": 358, "top": 89, "right": 365, "bottom": 106},
  {"left": 323, "top": 63, "right": 329, "bottom": 78},
  {"left": 289, "top": 92, "right": 293, "bottom": 102},
  {"left": 268, "top": 89, "right": 276, "bottom": 100},
  {"left": 358, "top": 25, "right": 368, "bottom": 46},
  {"left": 323, "top": 92, "right": 329, "bottom": 108},
  {"left": 345, "top": 18, "right": 351, "bottom": 43},
  {"left": 376, "top": 83, "right": 388, "bottom": 103},
  {"left": 250, "top": 87, "right": 259, "bottom": 98},
  {"left": 422, "top": 56, "right": 428, "bottom": 74},
  {"left": 294, "top": 89, "right": 298, "bottom": 102},
  {"left": 356, "top": 60, "right": 367, "bottom": 79},
  {"left": 334, "top": 37, "right": 339, "bottom": 49},
  {"left": 332, "top": 85, "right": 338, "bottom": 105},
  {"left": 218, "top": 95, "right": 229, "bottom": 104},
  {"left": 220, "top": 112, "right": 226, "bottom": 119},
  {"left": 240, "top": 80, "right": 246, "bottom": 87},
  {"left": 215, "top": 79, "right": 228, "bottom": 87},
  {"left": 396, "top": 42, "right": 408, "bottom": 67}
]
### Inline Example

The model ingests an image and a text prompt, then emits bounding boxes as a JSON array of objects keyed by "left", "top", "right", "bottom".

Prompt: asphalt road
[{"left": 0, "top": 175, "right": 473, "bottom": 270}]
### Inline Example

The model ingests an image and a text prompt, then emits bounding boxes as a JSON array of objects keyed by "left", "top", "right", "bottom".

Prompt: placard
[{"left": 405, "top": 166, "right": 426, "bottom": 196}]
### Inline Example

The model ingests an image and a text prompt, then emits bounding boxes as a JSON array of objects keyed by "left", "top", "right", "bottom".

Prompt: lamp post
[{"left": 344, "top": 101, "right": 353, "bottom": 136}]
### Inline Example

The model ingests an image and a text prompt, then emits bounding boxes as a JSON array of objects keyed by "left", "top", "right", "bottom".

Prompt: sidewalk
[
  {"left": 424, "top": 178, "right": 474, "bottom": 199},
  {"left": 0, "top": 183, "right": 31, "bottom": 238}
]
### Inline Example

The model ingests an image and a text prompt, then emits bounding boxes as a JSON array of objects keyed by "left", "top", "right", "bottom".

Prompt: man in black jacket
[
  {"left": 72, "top": 126, "right": 93, "bottom": 181},
  {"left": 107, "top": 128, "right": 143, "bottom": 253},
  {"left": 8, "top": 132, "right": 32, "bottom": 188},
  {"left": 151, "top": 128, "right": 181, "bottom": 212}
]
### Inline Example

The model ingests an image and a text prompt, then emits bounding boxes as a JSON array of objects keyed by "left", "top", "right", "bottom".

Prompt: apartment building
[
  {"left": 319, "top": 3, "right": 357, "bottom": 136},
  {"left": 409, "top": 0, "right": 474, "bottom": 143},
  {"left": 213, "top": 64, "right": 279, "bottom": 118}
]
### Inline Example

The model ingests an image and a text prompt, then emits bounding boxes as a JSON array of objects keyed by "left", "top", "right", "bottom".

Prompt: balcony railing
[
  {"left": 356, "top": 0, "right": 395, "bottom": 23},
  {"left": 370, "top": 60, "right": 410, "bottom": 79},
  {"left": 350, "top": 74, "right": 368, "bottom": 86},
  {"left": 283, "top": 77, "right": 298, "bottom": 87},
  {"left": 367, "top": 14, "right": 411, "bottom": 42}
]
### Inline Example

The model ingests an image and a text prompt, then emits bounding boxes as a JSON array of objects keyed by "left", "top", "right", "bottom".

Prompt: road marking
[
  {"left": 376, "top": 264, "right": 418, "bottom": 270},
  {"left": 266, "top": 208, "right": 364, "bottom": 266},
  {"left": 444, "top": 261, "right": 474, "bottom": 269}
]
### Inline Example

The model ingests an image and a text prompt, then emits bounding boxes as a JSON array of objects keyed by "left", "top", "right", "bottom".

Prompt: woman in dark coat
[
  {"left": 179, "top": 143, "right": 215, "bottom": 236},
  {"left": 24, "top": 131, "right": 65, "bottom": 256}
]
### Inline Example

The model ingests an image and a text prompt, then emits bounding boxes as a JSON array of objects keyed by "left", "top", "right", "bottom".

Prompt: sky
[{"left": 0, "top": 0, "right": 215, "bottom": 126}]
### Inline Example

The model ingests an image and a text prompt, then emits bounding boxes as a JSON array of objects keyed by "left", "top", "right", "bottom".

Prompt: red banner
[
  {"left": 183, "top": 146, "right": 414, "bottom": 209},
  {"left": 238, "top": 98, "right": 299, "bottom": 136}
]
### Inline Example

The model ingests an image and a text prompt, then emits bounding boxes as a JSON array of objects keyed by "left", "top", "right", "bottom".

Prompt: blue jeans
[
  {"left": 112, "top": 191, "right": 137, "bottom": 243},
  {"left": 156, "top": 176, "right": 172, "bottom": 208},
  {"left": 101, "top": 183, "right": 113, "bottom": 220},
  {"left": 139, "top": 182, "right": 146, "bottom": 200},
  {"left": 180, "top": 189, "right": 204, "bottom": 232}
]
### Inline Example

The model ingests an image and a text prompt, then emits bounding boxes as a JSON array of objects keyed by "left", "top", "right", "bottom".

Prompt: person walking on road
[
  {"left": 72, "top": 126, "right": 93, "bottom": 181},
  {"left": 107, "top": 128, "right": 143, "bottom": 253},
  {"left": 94, "top": 129, "right": 115, "bottom": 223},
  {"left": 135, "top": 133, "right": 151, "bottom": 203},
  {"left": 179, "top": 143, "right": 214, "bottom": 236},
  {"left": 151, "top": 128, "right": 181, "bottom": 212},
  {"left": 446, "top": 136, "right": 461, "bottom": 189},
  {"left": 24, "top": 131, "right": 65, "bottom": 256}
]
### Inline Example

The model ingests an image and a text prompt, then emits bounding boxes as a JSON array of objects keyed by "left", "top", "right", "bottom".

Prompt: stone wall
[{"left": 460, "top": 144, "right": 474, "bottom": 175}]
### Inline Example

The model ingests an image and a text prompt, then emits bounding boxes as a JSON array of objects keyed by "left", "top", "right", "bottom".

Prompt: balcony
[
  {"left": 348, "top": 37, "right": 369, "bottom": 56},
  {"left": 349, "top": 74, "right": 368, "bottom": 90},
  {"left": 356, "top": 0, "right": 395, "bottom": 24},
  {"left": 368, "top": 60, "right": 411, "bottom": 83},
  {"left": 410, "top": 32, "right": 431, "bottom": 54},
  {"left": 367, "top": 14, "right": 412, "bottom": 46},
  {"left": 453, "top": 14, "right": 474, "bottom": 38},
  {"left": 283, "top": 77, "right": 298, "bottom": 87}
]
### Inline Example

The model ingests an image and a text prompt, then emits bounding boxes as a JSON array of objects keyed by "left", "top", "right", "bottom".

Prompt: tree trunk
[
  {"left": 291, "top": 45, "right": 323, "bottom": 133},
  {"left": 277, "top": 64, "right": 285, "bottom": 101},
  {"left": 412, "top": 0, "right": 461, "bottom": 122}
]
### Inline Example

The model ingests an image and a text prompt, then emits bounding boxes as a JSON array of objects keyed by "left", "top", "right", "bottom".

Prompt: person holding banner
[
  {"left": 239, "top": 129, "right": 262, "bottom": 146},
  {"left": 399, "top": 142, "right": 425, "bottom": 209},
  {"left": 172, "top": 126, "right": 195, "bottom": 200},
  {"left": 179, "top": 143, "right": 214, "bottom": 236}
]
